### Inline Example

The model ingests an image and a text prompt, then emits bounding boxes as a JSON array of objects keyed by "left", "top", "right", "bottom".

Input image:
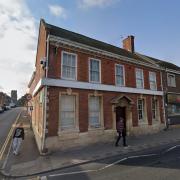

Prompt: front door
[{"left": 116, "top": 106, "right": 126, "bottom": 133}]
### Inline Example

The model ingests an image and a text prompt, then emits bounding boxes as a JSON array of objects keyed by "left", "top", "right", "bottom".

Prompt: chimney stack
[{"left": 122, "top": 35, "right": 135, "bottom": 53}]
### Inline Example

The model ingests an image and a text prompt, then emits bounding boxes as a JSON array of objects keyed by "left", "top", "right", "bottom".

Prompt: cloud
[
  {"left": 78, "top": 0, "right": 119, "bottom": 8},
  {"left": 49, "top": 4, "right": 67, "bottom": 18},
  {"left": 0, "top": 85, "right": 4, "bottom": 91},
  {"left": 0, "top": 0, "right": 37, "bottom": 97}
]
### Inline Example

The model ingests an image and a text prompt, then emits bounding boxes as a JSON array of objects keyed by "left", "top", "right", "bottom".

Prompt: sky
[{"left": 0, "top": 0, "right": 180, "bottom": 98}]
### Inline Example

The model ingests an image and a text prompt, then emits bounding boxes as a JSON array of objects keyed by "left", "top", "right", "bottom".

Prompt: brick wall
[
  {"left": 47, "top": 45, "right": 162, "bottom": 91},
  {"left": 47, "top": 87, "right": 164, "bottom": 137}
]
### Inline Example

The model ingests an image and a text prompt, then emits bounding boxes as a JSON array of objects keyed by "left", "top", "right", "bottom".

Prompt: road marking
[
  {"left": 0, "top": 111, "right": 22, "bottom": 161},
  {"left": 49, "top": 169, "right": 96, "bottom": 177},
  {"left": 99, "top": 157, "right": 128, "bottom": 171},
  {"left": 164, "top": 145, "right": 180, "bottom": 153},
  {"left": 128, "top": 154, "right": 157, "bottom": 159},
  {"left": 46, "top": 152, "right": 165, "bottom": 177}
]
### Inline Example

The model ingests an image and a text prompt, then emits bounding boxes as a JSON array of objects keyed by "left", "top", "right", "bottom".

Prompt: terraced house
[
  {"left": 28, "top": 19, "right": 166, "bottom": 153},
  {"left": 150, "top": 58, "right": 180, "bottom": 126}
]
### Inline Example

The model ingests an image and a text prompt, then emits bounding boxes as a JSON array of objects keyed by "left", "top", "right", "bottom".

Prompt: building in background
[
  {"left": 4, "top": 94, "right": 11, "bottom": 106},
  {"left": 136, "top": 54, "right": 180, "bottom": 126},
  {"left": 11, "top": 90, "right": 17, "bottom": 105},
  {"left": 154, "top": 60, "right": 180, "bottom": 125},
  {"left": 0, "top": 92, "right": 5, "bottom": 111},
  {"left": 28, "top": 19, "right": 166, "bottom": 153}
]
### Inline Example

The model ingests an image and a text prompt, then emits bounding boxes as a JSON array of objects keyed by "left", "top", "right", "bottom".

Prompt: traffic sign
[{"left": 26, "top": 94, "right": 32, "bottom": 101}]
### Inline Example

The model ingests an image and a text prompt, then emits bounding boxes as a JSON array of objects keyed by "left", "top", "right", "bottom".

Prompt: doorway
[{"left": 116, "top": 106, "right": 126, "bottom": 133}]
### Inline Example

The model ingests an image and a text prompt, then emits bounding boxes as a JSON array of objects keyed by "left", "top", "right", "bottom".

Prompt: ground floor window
[
  {"left": 168, "top": 104, "right": 180, "bottom": 116},
  {"left": 167, "top": 94, "right": 180, "bottom": 116},
  {"left": 89, "top": 96, "right": 101, "bottom": 128},
  {"left": 137, "top": 99, "right": 145, "bottom": 122},
  {"left": 60, "top": 95, "right": 76, "bottom": 130},
  {"left": 152, "top": 98, "right": 158, "bottom": 121}
]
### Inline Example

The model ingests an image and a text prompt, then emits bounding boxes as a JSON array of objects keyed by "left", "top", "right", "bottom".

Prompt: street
[
  {"left": 37, "top": 143, "right": 180, "bottom": 180},
  {"left": 0, "top": 107, "right": 22, "bottom": 150}
]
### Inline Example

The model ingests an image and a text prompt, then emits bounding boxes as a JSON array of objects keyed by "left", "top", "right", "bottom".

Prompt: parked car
[
  {"left": 3, "top": 104, "right": 7, "bottom": 111},
  {"left": 6, "top": 105, "right": 11, "bottom": 110},
  {"left": 0, "top": 106, "right": 4, "bottom": 113},
  {"left": 9, "top": 103, "right": 16, "bottom": 108}
]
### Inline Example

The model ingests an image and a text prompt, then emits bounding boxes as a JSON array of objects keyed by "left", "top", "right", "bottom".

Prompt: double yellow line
[{"left": 0, "top": 111, "right": 22, "bottom": 160}]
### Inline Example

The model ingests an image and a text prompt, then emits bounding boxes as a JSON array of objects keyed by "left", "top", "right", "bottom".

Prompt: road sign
[
  {"left": 30, "top": 106, "right": 33, "bottom": 111},
  {"left": 26, "top": 94, "right": 32, "bottom": 101}
]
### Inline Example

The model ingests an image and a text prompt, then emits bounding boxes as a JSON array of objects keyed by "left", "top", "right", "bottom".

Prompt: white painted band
[{"left": 33, "top": 78, "right": 164, "bottom": 96}]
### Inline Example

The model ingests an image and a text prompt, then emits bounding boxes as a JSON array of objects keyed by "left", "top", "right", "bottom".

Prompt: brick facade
[{"left": 28, "top": 19, "right": 167, "bottom": 152}]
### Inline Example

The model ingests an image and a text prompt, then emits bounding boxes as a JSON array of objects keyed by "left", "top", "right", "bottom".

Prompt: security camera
[{"left": 40, "top": 57, "right": 47, "bottom": 68}]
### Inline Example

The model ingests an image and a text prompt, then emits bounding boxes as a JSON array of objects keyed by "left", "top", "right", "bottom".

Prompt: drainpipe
[
  {"left": 161, "top": 68, "right": 168, "bottom": 130},
  {"left": 41, "top": 34, "right": 50, "bottom": 154}
]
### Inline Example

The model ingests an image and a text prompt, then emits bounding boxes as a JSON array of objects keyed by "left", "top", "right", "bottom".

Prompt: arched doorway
[{"left": 111, "top": 95, "right": 134, "bottom": 135}]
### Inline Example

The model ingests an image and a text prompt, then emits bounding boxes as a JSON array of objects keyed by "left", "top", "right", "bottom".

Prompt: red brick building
[{"left": 28, "top": 19, "right": 165, "bottom": 153}]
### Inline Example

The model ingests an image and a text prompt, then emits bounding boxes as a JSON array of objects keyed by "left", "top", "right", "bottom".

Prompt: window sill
[
  {"left": 152, "top": 120, "right": 160, "bottom": 125},
  {"left": 138, "top": 121, "right": 148, "bottom": 126},
  {"left": 88, "top": 127, "right": 104, "bottom": 131},
  {"left": 89, "top": 81, "right": 101, "bottom": 84},
  {"left": 61, "top": 77, "right": 77, "bottom": 81},
  {"left": 58, "top": 128, "right": 79, "bottom": 135},
  {"left": 115, "top": 84, "right": 125, "bottom": 87},
  {"left": 58, "top": 129, "right": 80, "bottom": 140}
]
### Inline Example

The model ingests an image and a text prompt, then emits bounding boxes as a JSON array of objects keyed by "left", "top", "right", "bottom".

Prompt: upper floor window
[
  {"left": 89, "top": 59, "right": 101, "bottom": 83},
  {"left": 115, "top": 64, "right": 125, "bottom": 86},
  {"left": 136, "top": 69, "right": 144, "bottom": 88},
  {"left": 88, "top": 96, "right": 101, "bottom": 128},
  {"left": 137, "top": 99, "right": 145, "bottom": 121},
  {"left": 167, "top": 73, "right": 176, "bottom": 87},
  {"left": 61, "top": 52, "right": 77, "bottom": 80},
  {"left": 149, "top": 72, "right": 157, "bottom": 90}
]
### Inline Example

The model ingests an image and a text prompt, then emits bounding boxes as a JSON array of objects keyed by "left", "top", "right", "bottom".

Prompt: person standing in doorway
[
  {"left": 115, "top": 117, "right": 127, "bottom": 147},
  {"left": 12, "top": 122, "right": 25, "bottom": 155}
]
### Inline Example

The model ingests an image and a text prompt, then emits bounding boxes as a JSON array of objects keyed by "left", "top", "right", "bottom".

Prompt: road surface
[
  {"left": 0, "top": 107, "right": 22, "bottom": 149},
  {"left": 36, "top": 142, "right": 180, "bottom": 180}
]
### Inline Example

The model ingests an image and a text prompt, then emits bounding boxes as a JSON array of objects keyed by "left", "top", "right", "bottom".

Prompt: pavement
[{"left": 1, "top": 110, "right": 180, "bottom": 178}]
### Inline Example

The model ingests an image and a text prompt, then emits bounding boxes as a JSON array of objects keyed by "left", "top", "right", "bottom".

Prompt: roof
[
  {"left": 143, "top": 55, "right": 180, "bottom": 71},
  {"left": 41, "top": 19, "right": 180, "bottom": 71},
  {"left": 41, "top": 19, "right": 156, "bottom": 66}
]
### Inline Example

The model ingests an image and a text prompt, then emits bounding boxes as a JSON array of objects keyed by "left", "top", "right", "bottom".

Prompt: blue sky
[
  {"left": 0, "top": 0, "right": 180, "bottom": 97},
  {"left": 27, "top": 0, "right": 180, "bottom": 62}
]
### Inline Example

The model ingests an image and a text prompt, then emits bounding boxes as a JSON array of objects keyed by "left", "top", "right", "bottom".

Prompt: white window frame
[
  {"left": 115, "top": 64, "right": 125, "bottom": 86},
  {"left": 137, "top": 99, "right": 145, "bottom": 122},
  {"left": 88, "top": 94, "right": 104, "bottom": 131},
  {"left": 61, "top": 51, "right": 77, "bottom": 80},
  {"left": 59, "top": 94, "right": 76, "bottom": 131},
  {"left": 136, "top": 68, "right": 144, "bottom": 89},
  {"left": 88, "top": 96, "right": 101, "bottom": 128},
  {"left": 152, "top": 98, "right": 158, "bottom": 121},
  {"left": 89, "top": 58, "right": 101, "bottom": 83},
  {"left": 149, "top": 71, "right": 157, "bottom": 90},
  {"left": 167, "top": 73, "right": 176, "bottom": 87}
]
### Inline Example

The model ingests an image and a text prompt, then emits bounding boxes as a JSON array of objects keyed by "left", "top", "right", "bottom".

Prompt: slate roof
[
  {"left": 42, "top": 19, "right": 180, "bottom": 70},
  {"left": 42, "top": 19, "right": 155, "bottom": 66},
  {"left": 143, "top": 55, "right": 180, "bottom": 71}
]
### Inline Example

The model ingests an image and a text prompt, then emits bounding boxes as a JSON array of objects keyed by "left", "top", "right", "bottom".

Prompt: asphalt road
[
  {"left": 36, "top": 142, "right": 180, "bottom": 180},
  {"left": 0, "top": 107, "right": 22, "bottom": 149}
]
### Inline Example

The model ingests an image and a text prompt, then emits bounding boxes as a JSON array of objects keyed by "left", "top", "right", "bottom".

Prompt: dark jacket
[
  {"left": 116, "top": 119, "right": 126, "bottom": 136},
  {"left": 13, "top": 127, "right": 24, "bottom": 140},
  {"left": 116, "top": 120, "right": 124, "bottom": 132}
]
